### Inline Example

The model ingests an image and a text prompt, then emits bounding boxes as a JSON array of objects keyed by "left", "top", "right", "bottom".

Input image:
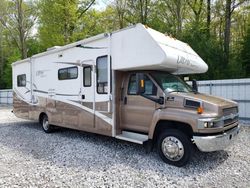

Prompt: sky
[{"left": 93, "top": 0, "right": 112, "bottom": 10}]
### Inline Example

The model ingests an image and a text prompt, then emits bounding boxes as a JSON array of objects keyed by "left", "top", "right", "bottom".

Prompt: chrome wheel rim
[
  {"left": 161, "top": 136, "right": 184, "bottom": 161},
  {"left": 42, "top": 118, "right": 49, "bottom": 131}
]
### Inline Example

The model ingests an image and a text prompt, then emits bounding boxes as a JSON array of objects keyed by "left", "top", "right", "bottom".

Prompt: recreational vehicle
[{"left": 12, "top": 24, "right": 240, "bottom": 166}]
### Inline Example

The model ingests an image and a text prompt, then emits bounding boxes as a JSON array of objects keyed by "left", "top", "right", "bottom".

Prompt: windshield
[{"left": 151, "top": 72, "right": 193, "bottom": 93}]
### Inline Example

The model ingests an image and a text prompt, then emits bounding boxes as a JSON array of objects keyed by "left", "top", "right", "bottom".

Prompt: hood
[
  {"left": 182, "top": 92, "right": 237, "bottom": 107},
  {"left": 165, "top": 92, "right": 238, "bottom": 117}
]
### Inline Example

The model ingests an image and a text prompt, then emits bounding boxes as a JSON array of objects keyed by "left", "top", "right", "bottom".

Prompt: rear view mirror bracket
[
  {"left": 192, "top": 79, "right": 198, "bottom": 93},
  {"left": 141, "top": 94, "right": 164, "bottom": 105}
]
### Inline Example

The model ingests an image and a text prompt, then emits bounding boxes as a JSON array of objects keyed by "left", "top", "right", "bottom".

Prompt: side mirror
[
  {"left": 136, "top": 73, "right": 145, "bottom": 95},
  {"left": 192, "top": 79, "right": 198, "bottom": 92}
]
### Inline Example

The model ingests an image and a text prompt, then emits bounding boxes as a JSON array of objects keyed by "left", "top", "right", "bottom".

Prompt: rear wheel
[
  {"left": 157, "top": 129, "right": 193, "bottom": 167},
  {"left": 41, "top": 114, "right": 54, "bottom": 133}
]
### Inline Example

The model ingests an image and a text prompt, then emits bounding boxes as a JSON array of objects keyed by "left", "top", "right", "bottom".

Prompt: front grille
[
  {"left": 223, "top": 107, "right": 238, "bottom": 127},
  {"left": 223, "top": 107, "right": 238, "bottom": 116},
  {"left": 224, "top": 116, "right": 238, "bottom": 127}
]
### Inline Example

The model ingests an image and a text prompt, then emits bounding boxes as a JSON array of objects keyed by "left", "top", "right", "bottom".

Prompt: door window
[
  {"left": 83, "top": 66, "right": 91, "bottom": 87},
  {"left": 96, "top": 56, "right": 108, "bottom": 94},
  {"left": 128, "top": 74, "right": 157, "bottom": 96}
]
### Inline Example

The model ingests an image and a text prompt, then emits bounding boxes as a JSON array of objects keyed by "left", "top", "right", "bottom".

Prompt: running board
[{"left": 115, "top": 131, "right": 148, "bottom": 144}]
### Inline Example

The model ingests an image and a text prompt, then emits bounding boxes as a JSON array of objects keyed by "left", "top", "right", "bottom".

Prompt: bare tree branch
[{"left": 78, "top": 0, "right": 95, "bottom": 19}]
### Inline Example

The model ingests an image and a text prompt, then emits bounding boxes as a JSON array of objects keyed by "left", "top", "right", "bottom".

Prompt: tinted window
[
  {"left": 84, "top": 66, "right": 91, "bottom": 87},
  {"left": 128, "top": 74, "right": 157, "bottom": 96},
  {"left": 17, "top": 74, "right": 26, "bottom": 87},
  {"left": 58, "top": 66, "right": 78, "bottom": 80},
  {"left": 128, "top": 75, "right": 137, "bottom": 95},
  {"left": 96, "top": 56, "right": 108, "bottom": 94}
]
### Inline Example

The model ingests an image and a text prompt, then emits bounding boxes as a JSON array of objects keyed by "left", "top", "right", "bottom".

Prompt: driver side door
[{"left": 120, "top": 73, "right": 158, "bottom": 133}]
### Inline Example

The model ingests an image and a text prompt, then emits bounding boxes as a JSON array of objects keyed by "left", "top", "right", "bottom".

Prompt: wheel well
[
  {"left": 39, "top": 112, "right": 47, "bottom": 124},
  {"left": 153, "top": 120, "right": 193, "bottom": 143}
]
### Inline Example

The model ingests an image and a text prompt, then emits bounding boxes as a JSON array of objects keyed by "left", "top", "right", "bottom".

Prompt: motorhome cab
[{"left": 12, "top": 24, "right": 240, "bottom": 166}]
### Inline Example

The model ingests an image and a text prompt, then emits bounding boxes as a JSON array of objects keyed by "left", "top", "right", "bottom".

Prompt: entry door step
[{"left": 116, "top": 131, "right": 148, "bottom": 144}]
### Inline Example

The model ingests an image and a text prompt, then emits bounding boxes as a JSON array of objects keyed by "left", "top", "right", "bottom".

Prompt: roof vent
[{"left": 47, "top": 46, "right": 61, "bottom": 51}]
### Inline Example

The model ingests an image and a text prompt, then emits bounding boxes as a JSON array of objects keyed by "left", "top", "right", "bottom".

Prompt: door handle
[
  {"left": 82, "top": 95, "right": 85, "bottom": 100},
  {"left": 124, "top": 96, "right": 127, "bottom": 105}
]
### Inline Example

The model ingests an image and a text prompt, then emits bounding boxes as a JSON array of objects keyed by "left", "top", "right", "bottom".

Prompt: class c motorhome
[{"left": 12, "top": 24, "right": 240, "bottom": 166}]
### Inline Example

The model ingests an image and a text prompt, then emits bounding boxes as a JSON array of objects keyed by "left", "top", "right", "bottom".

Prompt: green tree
[
  {"left": 152, "top": 0, "right": 187, "bottom": 37},
  {"left": 38, "top": 0, "right": 78, "bottom": 49},
  {"left": 241, "top": 23, "right": 250, "bottom": 77},
  {"left": 0, "top": 0, "right": 37, "bottom": 59},
  {"left": 38, "top": 0, "right": 96, "bottom": 49}
]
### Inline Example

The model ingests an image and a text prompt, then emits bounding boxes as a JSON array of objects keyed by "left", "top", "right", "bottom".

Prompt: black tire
[
  {"left": 157, "top": 129, "right": 193, "bottom": 167},
  {"left": 40, "top": 114, "right": 54, "bottom": 133}
]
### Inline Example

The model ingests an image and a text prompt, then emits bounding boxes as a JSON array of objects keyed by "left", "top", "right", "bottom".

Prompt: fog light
[{"left": 204, "top": 122, "right": 208, "bottom": 128}]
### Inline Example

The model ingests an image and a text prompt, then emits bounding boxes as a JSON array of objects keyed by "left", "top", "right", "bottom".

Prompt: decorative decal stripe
[
  {"left": 57, "top": 98, "right": 113, "bottom": 125},
  {"left": 34, "top": 89, "right": 78, "bottom": 96},
  {"left": 69, "top": 100, "right": 82, "bottom": 105},
  {"left": 14, "top": 90, "right": 113, "bottom": 126},
  {"left": 13, "top": 90, "right": 35, "bottom": 105},
  {"left": 26, "top": 80, "right": 38, "bottom": 89},
  {"left": 34, "top": 94, "right": 113, "bottom": 126},
  {"left": 56, "top": 93, "right": 79, "bottom": 97},
  {"left": 34, "top": 89, "right": 48, "bottom": 94}
]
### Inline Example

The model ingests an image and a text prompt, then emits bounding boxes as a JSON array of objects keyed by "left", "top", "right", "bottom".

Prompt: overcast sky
[{"left": 93, "top": 0, "right": 112, "bottom": 10}]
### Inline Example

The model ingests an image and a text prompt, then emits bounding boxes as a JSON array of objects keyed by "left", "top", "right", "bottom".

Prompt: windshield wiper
[{"left": 167, "top": 90, "right": 188, "bottom": 94}]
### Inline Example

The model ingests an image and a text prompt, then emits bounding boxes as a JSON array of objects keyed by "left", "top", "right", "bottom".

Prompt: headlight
[
  {"left": 198, "top": 118, "right": 224, "bottom": 129},
  {"left": 204, "top": 122, "right": 214, "bottom": 128}
]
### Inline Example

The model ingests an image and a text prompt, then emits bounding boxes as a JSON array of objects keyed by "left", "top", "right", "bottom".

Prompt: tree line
[{"left": 0, "top": 0, "right": 249, "bottom": 89}]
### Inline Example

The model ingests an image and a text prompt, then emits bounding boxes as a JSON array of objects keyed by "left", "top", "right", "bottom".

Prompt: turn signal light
[
  {"left": 197, "top": 107, "right": 204, "bottom": 114},
  {"left": 140, "top": 79, "right": 144, "bottom": 87}
]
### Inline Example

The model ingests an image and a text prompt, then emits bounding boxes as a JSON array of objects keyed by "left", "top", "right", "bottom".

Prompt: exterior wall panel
[{"left": 1, "top": 78, "right": 250, "bottom": 120}]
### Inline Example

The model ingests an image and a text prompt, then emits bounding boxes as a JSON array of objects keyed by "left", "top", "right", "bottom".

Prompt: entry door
[
  {"left": 79, "top": 65, "right": 95, "bottom": 128},
  {"left": 121, "top": 74, "right": 158, "bottom": 133},
  {"left": 95, "top": 56, "right": 111, "bottom": 113}
]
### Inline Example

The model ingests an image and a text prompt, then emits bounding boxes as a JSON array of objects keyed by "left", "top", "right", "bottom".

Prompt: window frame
[
  {"left": 127, "top": 73, "right": 157, "bottom": 96},
  {"left": 17, "top": 74, "right": 26, "bottom": 87},
  {"left": 96, "top": 55, "right": 108, "bottom": 94},
  {"left": 83, "top": 66, "right": 92, "bottom": 87},
  {"left": 58, "top": 66, "right": 78, "bottom": 80}
]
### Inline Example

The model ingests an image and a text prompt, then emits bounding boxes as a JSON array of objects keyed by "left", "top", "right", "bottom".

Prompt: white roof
[
  {"left": 12, "top": 24, "right": 208, "bottom": 74},
  {"left": 112, "top": 24, "right": 208, "bottom": 74}
]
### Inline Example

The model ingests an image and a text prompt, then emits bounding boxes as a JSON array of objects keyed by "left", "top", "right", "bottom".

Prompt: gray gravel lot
[{"left": 0, "top": 107, "right": 249, "bottom": 188}]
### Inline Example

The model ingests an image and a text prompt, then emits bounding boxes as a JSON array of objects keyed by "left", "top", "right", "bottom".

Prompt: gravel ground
[{"left": 0, "top": 107, "right": 249, "bottom": 188}]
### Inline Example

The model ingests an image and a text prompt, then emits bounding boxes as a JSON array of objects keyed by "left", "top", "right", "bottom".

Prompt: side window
[
  {"left": 128, "top": 74, "right": 157, "bottom": 96},
  {"left": 128, "top": 74, "right": 137, "bottom": 95},
  {"left": 144, "top": 76, "right": 157, "bottom": 95},
  {"left": 17, "top": 74, "right": 26, "bottom": 87},
  {"left": 83, "top": 66, "right": 91, "bottom": 87},
  {"left": 96, "top": 56, "right": 108, "bottom": 94},
  {"left": 58, "top": 66, "right": 78, "bottom": 80}
]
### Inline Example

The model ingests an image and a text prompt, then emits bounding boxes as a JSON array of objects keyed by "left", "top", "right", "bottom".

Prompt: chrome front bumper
[{"left": 193, "top": 125, "right": 240, "bottom": 152}]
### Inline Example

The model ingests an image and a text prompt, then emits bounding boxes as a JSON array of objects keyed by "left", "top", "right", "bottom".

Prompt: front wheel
[{"left": 157, "top": 129, "right": 193, "bottom": 167}]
